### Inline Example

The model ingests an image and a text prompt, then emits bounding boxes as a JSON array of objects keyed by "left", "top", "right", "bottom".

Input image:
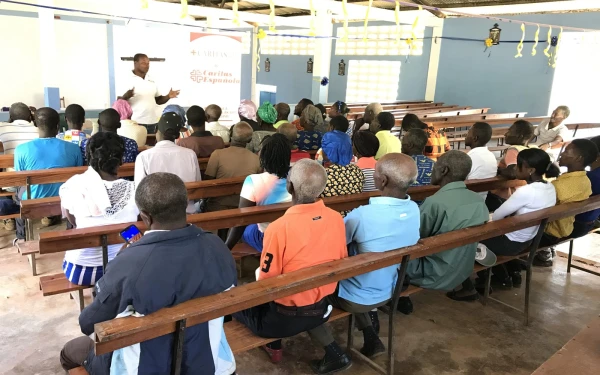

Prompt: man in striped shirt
[{"left": 0, "top": 103, "right": 38, "bottom": 230}]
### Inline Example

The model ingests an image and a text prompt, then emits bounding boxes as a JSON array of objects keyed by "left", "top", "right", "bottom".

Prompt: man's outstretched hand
[{"left": 168, "top": 88, "right": 180, "bottom": 99}]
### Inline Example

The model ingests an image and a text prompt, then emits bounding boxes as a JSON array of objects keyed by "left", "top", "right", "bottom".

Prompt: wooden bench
[
  {"left": 531, "top": 316, "right": 600, "bottom": 375},
  {"left": 346, "top": 105, "right": 479, "bottom": 120},
  {"left": 89, "top": 195, "right": 600, "bottom": 375}
]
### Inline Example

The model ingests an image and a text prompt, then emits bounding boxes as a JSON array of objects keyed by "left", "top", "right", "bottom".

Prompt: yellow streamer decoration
[
  {"left": 543, "top": 26, "right": 552, "bottom": 58},
  {"left": 394, "top": 1, "right": 400, "bottom": 45},
  {"left": 269, "top": 0, "right": 276, "bottom": 32},
  {"left": 407, "top": 5, "right": 422, "bottom": 49},
  {"left": 232, "top": 0, "right": 240, "bottom": 26},
  {"left": 484, "top": 38, "right": 493, "bottom": 48},
  {"left": 552, "top": 27, "right": 563, "bottom": 68},
  {"left": 515, "top": 23, "right": 525, "bottom": 58},
  {"left": 257, "top": 28, "right": 266, "bottom": 40},
  {"left": 531, "top": 25, "right": 540, "bottom": 56},
  {"left": 141, "top": 0, "right": 148, "bottom": 9},
  {"left": 308, "top": 0, "right": 316, "bottom": 37},
  {"left": 342, "top": 0, "right": 349, "bottom": 42},
  {"left": 363, "top": 0, "right": 373, "bottom": 41},
  {"left": 180, "top": 0, "right": 188, "bottom": 19}
]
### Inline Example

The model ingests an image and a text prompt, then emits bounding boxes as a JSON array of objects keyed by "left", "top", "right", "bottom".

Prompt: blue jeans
[{"left": 242, "top": 224, "right": 264, "bottom": 252}]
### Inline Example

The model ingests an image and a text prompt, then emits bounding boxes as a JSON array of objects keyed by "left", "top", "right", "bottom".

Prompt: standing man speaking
[{"left": 119, "top": 53, "right": 180, "bottom": 134}]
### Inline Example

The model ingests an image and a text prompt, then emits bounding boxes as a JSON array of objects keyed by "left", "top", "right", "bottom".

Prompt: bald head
[
  {"left": 275, "top": 103, "right": 290, "bottom": 122},
  {"left": 288, "top": 159, "right": 327, "bottom": 203},
  {"left": 205, "top": 104, "right": 222, "bottom": 122},
  {"left": 9, "top": 102, "right": 32, "bottom": 122},
  {"left": 34, "top": 107, "right": 60, "bottom": 134},
  {"left": 278, "top": 122, "right": 298, "bottom": 145},
  {"left": 375, "top": 153, "right": 418, "bottom": 194},
  {"left": 431, "top": 150, "right": 472, "bottom": 186},
  {"left": 231, "top": 121, "right": 253, "bottom": 145},
  {"left": 364, "top": 102, "right": 383, "bottom": 124}
]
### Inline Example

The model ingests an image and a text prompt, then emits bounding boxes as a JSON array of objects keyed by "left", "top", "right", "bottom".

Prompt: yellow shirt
[
  {"left": 375, "top": 130, "right": 401, "bottom": 160},
  {"left": 546, "top": 171, "right": 592, "bottom": 238}
]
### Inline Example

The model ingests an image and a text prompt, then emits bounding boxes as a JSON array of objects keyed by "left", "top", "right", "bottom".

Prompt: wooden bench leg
[
  {"left": 482, "top": 269, "right": 492, "bottom": 306},
  {"left": 567, "top": 240, "right": 574, "bottom": 273},
  {"left": 346, "top": 314, "right": 354, "bottom": 352},
  {"left": 28, "top": 253, "right": 37, "bottom": 277},
  {"left": 524, "top": 261, "right": 533, "bottom": 326}
]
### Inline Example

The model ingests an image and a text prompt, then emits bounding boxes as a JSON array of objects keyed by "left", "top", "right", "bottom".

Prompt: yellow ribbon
[
  {"left": 269, "top": 0, "right": 276, "bottom": 32},
  {"left": 552, "top": 27, "right": 563, "bottom": 68},
  {"left": 309, "top": 0, "right": 316, "bottom": 36},
  {"left": 543, "top": 26, "right": 552, "bottom": 57},
  {"left": 394, "top": 1, "right": 400, "bottom": 45},
  {"left": 181, "top": 0, "right": 188, "bottom": 19},
  {"left": 141, "top": 0, "right": 148, "bottom": 9},
  {"left": 363, "top": 0, "right": 373, "bottom": 41},
  {"left": 515, "top": 23, "right": 525, "bottom": 58},
  {"left": 232, "top": 0, "right": 240, "bottom": 26},
  {"left": 531, "top": 25, "right": 540, "bottom": 56},
  {"left": 407, "top": 5, "right": 422, "bottom": 48},
  {"left": 342, "top": 0, "right": 349, "bottom": 42}
]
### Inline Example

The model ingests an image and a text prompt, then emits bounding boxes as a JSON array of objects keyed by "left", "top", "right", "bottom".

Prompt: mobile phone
[{"left": 120, "top": 224, "right": 142, "bottom": 244}]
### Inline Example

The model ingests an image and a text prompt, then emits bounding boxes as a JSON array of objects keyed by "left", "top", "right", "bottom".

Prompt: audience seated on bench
[
  {"left": 297, "top": 104, "right": 325, "bottom": 151},
  {"left": 277, "top": 122, "right": 311, "bottom": 164},
  {"left": 533, "top": 105, "right": 572, "bottom": 160},
  {"left": 273, "top": 103, "right": 291, "bottom": 129},
  {"left": 232, "top": 159, "right": 349, "bottom": 374},
  {"left": 401, "top": 113, "right": 450, "bottom": 161},
  {"left": 374, "top": 112, "right": 401, "bottom": 160},
  {"left": 353, "top": 130, "right": 379, "bottom": 192},
  {"left": 246, "top": 102, "right": 277, "bottom": 153},
  {"left": 401, "top": 128, "right": 435, "bottom": 187},
  {"left": 535, "top": 139, "right": 597, "bottom": 266},
  {"left": 571, "top": 136, "right": 600, "bottom": 238},
  {"left": 308, "top": 153, "right": 420, "bottom": 371},
  {"left": 81, "top": 109, "right": 138, "bottom": 164},
  {"left": 405, "top": 151, "right": 489, "bottom": 309},
  {"left": 59, "top": 132, "right": 139, "bottom": 286},
  {"left": 465, "top": 122, "right": 498, "bottom": 199},
  {"left": 175, "top": 105, "right": 225, "bottom": 157},
  {"left": 113, "top": 98, "right": 147, "bottom": 147},
  {"left": 225, "top": 134, "right": 292, "bottom": 252},
  {"left": 350, "top": 102, "right": 382, "bottom": 137},
  {"left": 60, "top": 173, "right": 237, "bottom": 375},
  {"left": 56, "top": 104, "right": 89, "bottom": 146}
]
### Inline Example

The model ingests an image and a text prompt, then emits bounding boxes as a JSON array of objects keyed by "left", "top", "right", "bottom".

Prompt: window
[
  {"left": 336, "top": 25, "right": 425, "bottom": 56},
  {"left": 345, "top": 60, "right": 401, "bottom": 103},
  {"left": 549, "top": 32, "right": 600, "bottom": 126},
  {"left": 260, "top": 29, "right": 315, "bottom": 55}
]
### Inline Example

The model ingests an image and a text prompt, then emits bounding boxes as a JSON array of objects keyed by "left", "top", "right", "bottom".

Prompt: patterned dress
[
  {"left": 320, "top": 163, "right": 365, "bottom": 217},
  {"left": 80, "top": 135, "right": 138, "bottom": 164},
  {"left": 296, "top": 130, "right": 323, "bottom": 151}
]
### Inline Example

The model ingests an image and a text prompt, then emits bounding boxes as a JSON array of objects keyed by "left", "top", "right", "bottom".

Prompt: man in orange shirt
[{"left": 232, "top": 159, "right": 349, "bottom": 373}]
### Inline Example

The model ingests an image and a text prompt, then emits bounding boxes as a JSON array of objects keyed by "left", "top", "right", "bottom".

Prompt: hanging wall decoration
[
  {"left": 489, "top": 23, "right": 502, "bottom": 45},
  {"left": 515, "top": 23, "right": 525, "bottom": 58},
  {"left": 321, "top": 77, "right": 329, "bottom": 86},
  {"left": 531, "top": 25, "right": 540, "bottom": 56},
  {"left": 307, "top": 58, "right": 314, "bottom": 73},
  {"left": 363, "top": 0, "right": 373, "bottom": 41},
  {"left": 309, "top": 0, "right": 317, "bottom": 36},
  {"left": 394, "top": 1, "right": 401, "bottom": 45},
  {"left": 265, "top": 58, "right": 271, "bottom": 72},
  {"left": 269, "top": 0, "right": 276, "bottom": 32},
  {"left": 181, "top": 0, "right": 188, "bottom": 19},
  {"left": 551, "top": 27, "right": 563, "bottom": 68},
  {"left": 232, "top": 0, "right": 240, "bottom": 26},
  {"left": 256, "top": 29, "right": 266, "bottom": 72},
  {"left": 338, "top": 59, "right": 346, "bottom": 76},
  {"left": 341, "top": 0, "right": 349, "bottom": 42}
]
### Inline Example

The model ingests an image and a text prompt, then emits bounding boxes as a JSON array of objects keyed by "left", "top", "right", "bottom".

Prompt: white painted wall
[{"left": 0, "top": 15, "right": 109, "bottom": 109}]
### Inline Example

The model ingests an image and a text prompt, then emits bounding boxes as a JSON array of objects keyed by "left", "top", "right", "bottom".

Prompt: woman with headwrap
[
  {"left": 247, "top": 102, "right": 278, "bottom": 153},
  {"left": 353, "top": 130, "right": 380, "bottom": 192},
  {"left": 113, "top": 99, "right": 147, "bottom": 147},
  {"left": 297, "top": 104, "right": 325, "bottom": 151},
  {"left": 163, "top": 104, "right": 191, "bottom": 138},
  {"left": 239, "top": 99, "right": 260, "bottom": 131},
  {"left": 320, "top": 130, "right": 365, "bottom": 217}
]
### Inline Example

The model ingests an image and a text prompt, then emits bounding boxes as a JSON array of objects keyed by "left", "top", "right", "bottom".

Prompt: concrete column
[
  {"left": 38, "top": 0, "right": 60, "bottom": 109},
  {"left": 310, "top": 6, "right": 333, "bottom": 104}
]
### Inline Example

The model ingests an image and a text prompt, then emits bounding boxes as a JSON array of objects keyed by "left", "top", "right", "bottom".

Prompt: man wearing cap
[{"left": 134, "top": 112, "right": 201, "bottom": 213}]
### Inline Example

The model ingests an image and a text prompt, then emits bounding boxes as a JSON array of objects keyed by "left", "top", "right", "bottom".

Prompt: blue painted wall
[
  {"left": 328, "top": 22, "right": 433, "bottom": 103},
  {"left": 435, "top": 12, "right": 600, "bottom": 116},
  {"left": 256, "top": 55, "right": 314, "bottom": 104}
]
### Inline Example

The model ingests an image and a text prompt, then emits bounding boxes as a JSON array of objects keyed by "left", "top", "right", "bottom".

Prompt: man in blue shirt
[
  {"left": 572, "top": 135, "right": 600, "bottom": 237},
  {"left": 80, "top": 109, "right": 138, "bottom": 164},
  {"left": 401, "top": 128, "right": 435, "bottom": 186},
  {"left": 308, "top": 153, "right": 420, "bottom": 361},
  {"left": 14, "top": 107, "right": 83, "bottom": 241}
]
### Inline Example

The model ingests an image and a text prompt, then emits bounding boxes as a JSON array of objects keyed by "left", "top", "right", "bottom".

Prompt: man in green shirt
[
  {"left": 399, "top": 151, "right": 489, "bottom": 312},
  {"left": 273, "top": 103, "right": 290, "bottom": 129}
]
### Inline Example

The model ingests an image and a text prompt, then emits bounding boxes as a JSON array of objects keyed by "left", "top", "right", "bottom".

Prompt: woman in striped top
[{"left": 353, "top": 130, "right": 380, "bottom": 192}]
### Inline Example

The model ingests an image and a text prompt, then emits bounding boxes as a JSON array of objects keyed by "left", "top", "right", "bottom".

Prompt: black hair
[
  {"left": 135, "top": 172, "right": 188, "bottom": 224},
  {"left": 260, "top": 133, "right": 291, "bottom": 179},
  {"left": 9, "top": 102, "right": 32, "bottom": 121},
  {"left": 589, "top": 136, "right": 600, "bottom": 156},
  {"left": 401, "top": 113, "right": 427, "bottom": 132},
  {"left": 512, "top": 120, "right": 534, "bottom": 140},
  {"left": 333, "top": 101, "right": 350, "bottom": 115},
  {"left": 330, "top": 116, "right": 350, "bottom": 133},
  {"left": 404, "top": 128, "right": 428, "bottom": 153},
  {"left": 133, "top": 53, "right": 148, "bottom": 62},
  {"left": 86, "top": 132, "right": 125, "bottom": 176},
  {"left": 98, "top": 108, "right": 121, "bottom": 131},
  {"left": 65, "top": 104, "right": 85, "bottom": 127},
  {"left": 315, "top": 104, "right": 327, "bottom": 120},
  {"left": 34, "top": 107, "right": 60, "bottom": 131},
  {"left": 353, "top": 130, "right": 379, "bottom": 158},
  {"left": 471, "top": 122, "right": 492, "bottom": 144},
  {"left": 517, "top": 148, "right": 560, "bottom": 179},
  {"left": 187, "top": 105, "right": 206, "bottom": 127},
  {"left": 299, "top": 98, "right": 314, "bottom": 107},
  {"left": 571, "top": 138, "right": 599, "bottom": 167},
  {"left": 377, "top": 112, "right": 396, "bottom": 131}
]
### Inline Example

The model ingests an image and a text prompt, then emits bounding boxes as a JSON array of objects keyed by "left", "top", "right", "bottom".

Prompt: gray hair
[
  {"left": 301, "top": 105, "right": 324, "bottom": 129},
  {"left": 365, "top": 102, "right": 383, "bottom": 116},
  {"left": 376, "top": 153, "right": 418, "bottom": 191},
  {"left": 289, "top": 159, "right": 327, "bottom": 201},
  {"left": 555, "top": 105, "right": 570, "bottom": 118},
  {"left": 231, "top": 121, "right": 253, "bottom": 144},
  {"left": 135, "top": 173, "right": 188, "bottom": 223},
  {"left": 436, "top": 150, "right": 473, "bottom": 182}
]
